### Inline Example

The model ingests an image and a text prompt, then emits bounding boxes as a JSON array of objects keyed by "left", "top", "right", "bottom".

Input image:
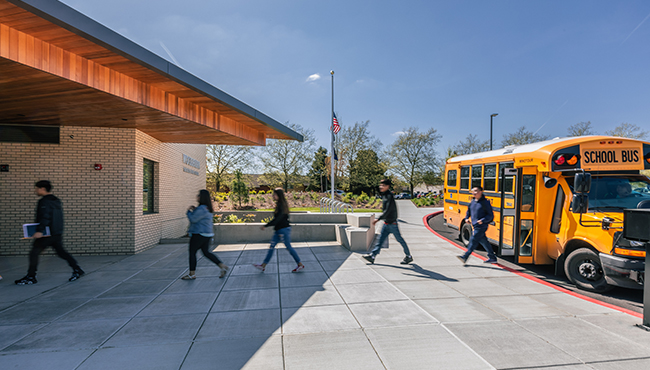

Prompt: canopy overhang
[{"left": 0, "top": 0, "right": 302, "bottom": 145}]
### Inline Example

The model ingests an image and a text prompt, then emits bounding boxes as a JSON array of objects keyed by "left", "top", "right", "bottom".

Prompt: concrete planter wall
[{"left": 212, "top": 213, "right": 376, "bottom": 251}]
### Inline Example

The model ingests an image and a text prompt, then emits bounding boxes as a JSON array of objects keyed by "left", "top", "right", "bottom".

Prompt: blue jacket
[
  {"left": 465, "top": 195, "right": 494, "bottom": 230},
  {"left": 187, "top": 205, "right": 214, "bottom": 235}
]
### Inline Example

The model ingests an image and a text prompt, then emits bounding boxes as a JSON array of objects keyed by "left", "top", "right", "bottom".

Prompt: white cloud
[
  {"left": 306, "top": 73, "right": 321, "bottom": 82},
  {"left": 392, "top": 131, "right": 406, "bottom": 136}
]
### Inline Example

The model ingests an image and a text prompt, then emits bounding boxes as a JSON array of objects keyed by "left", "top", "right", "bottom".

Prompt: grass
[{"left": 255, "top": 207, "right": 381, "bottom": 213}]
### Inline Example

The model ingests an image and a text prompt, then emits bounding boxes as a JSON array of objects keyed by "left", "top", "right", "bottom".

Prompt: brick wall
[{"left": 0, "top": 126, "right": 206, "bottom": 256}]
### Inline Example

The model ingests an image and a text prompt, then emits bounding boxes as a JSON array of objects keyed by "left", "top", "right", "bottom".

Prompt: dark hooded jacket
[
  {"left": 377, "top": 190, "right": 398, "bottom": 224},
  {"left": 35, "top": 194, "right": 64, "bottom": 235}
]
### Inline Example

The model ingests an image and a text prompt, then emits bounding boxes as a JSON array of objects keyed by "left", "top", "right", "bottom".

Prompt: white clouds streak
[
  {"left": 622, "top": 11, "right": 650, "bottom": 44},
  {"left": 306, "top": 73, "right": 321, "bottom": 82}
]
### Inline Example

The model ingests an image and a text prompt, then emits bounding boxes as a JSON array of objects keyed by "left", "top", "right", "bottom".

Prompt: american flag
[{"left": 332, "top": 112, "right": 341, "bottom": 134}]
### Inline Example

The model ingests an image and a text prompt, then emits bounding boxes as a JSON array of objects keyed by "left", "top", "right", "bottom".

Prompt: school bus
[{"left": 443, "top": 136, "right": 650, "bottom": 292}]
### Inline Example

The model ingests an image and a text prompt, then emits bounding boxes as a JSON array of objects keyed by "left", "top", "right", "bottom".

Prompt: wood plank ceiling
[{"left": 0, "top": 0, "right": 297, "bottom": 145}]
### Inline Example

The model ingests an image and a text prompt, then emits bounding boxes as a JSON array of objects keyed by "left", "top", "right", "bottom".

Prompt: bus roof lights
[
  {"left": 566, "top": 155, "right": 578, "bottom": 166},
  {"left": 554, "top": 156, "right": 566, "bottom": 165}
]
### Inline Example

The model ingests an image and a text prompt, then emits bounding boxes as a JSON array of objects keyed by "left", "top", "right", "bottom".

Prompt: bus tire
[
  {"left": 460, "top": 223, "right": 472, "bottom": 247},
  {"left": 564, "top": 248, "right": 612, "bottom": 293}
]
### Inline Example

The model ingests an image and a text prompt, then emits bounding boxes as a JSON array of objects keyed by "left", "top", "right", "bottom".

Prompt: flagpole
[{"left": 330, "top": 70, "right": 335, "bottom": 201}]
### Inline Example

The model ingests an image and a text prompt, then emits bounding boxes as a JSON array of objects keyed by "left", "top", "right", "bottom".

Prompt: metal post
[
  {"left": 643, "top": 247, "right": 650, "bottom": 328},
  {"left": 330, "top": 70, "right": 335, "bottom": 201},
  {"left": 490, "top": 113, "right": 498, "bottom": 151}
]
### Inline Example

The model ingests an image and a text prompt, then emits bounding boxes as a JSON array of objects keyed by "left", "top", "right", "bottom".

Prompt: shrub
[
  {"left": 358, "top": 192, "right": 370, "bottom": 203},
  {"left": 342, "top": 193, "right": 352, "bottom": 203},
  {"left": 226, "top": 214, "right": 244, "bottom": 223},
  {"left": 261, "top": 216, "right": 273, "bottom": 223},
  {"left": 310, "top": 192, "right": 320, "bottom": 202},
  {"left": 293, "top": 192, "right": 300, "bottom": 200},
  {"left": 213, "top": 214, "right": 223, "bottom": 223},
  {"left": 267, "top": 190, "right": 273, "bottom": 194},
  {"left": 243, "top": 214, "right": 256, "bottom": 222}
]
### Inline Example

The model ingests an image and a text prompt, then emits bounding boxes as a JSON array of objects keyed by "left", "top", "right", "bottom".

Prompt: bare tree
[
  {"left": 567, "top": 121, "right": 595, "bottom": 137},
  {"left": 260, "top": 123, "right": 316, "bottom": 191},
  {"left": 605, "top": 123, "right": 648, "bottom": 139},
  {"left": 206, "top": 145, "right": 254, "bottom": 192},
  {"left": 387, "top": 127, "right": 441, "bottom": 196},
  {"left": 332, "top": 120, "right": 382, "bottom": 188},
  {"left": 501, "top": 126, "right": 550, "bottom": 147},
  {"left": 452, "top": 134, "right": 490, "bottom": 155}
]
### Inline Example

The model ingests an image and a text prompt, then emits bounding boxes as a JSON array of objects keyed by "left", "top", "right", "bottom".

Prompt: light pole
[{"left": 490, "top": 113, "right": 498, "bottom": 151}]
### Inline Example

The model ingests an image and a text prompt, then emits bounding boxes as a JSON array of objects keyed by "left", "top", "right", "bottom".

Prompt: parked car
[
  {"left": 327, "top": 189, "right": 345, "bottom": 196},
  {"left": 398, "top": 192, "right": 411, "bottom": 199}
]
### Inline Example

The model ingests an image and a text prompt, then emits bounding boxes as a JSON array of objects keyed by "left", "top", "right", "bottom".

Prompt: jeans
[
  {"left": 189, "top": 234, "right": 222, "bottom": 271},
  {"left": 264, "top": 227, "right": 301, "bottom": 265},
  {"left": 28, "top": 235, "right": 79, "bottom": 277},
  {"left": 370, "top": 223, "right": 411, "bottom": 257},
  {"left": 462, "top": 227, "right": 497, "bottom": 260}
]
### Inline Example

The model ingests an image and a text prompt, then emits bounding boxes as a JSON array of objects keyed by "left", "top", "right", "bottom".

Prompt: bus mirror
[
  {"left": 571, "top": 194, "right": 589, "bottom": 214},
  {"left": 574, "top": 173, "right": 591, "bottom": 193},
  {"left": 543, "top": 176, "right": 557, "bottom": 189}
]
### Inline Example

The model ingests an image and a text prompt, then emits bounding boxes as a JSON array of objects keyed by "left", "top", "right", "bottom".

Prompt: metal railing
[{"left": 320, "top": 197, "right": 353, "bottom": 213}]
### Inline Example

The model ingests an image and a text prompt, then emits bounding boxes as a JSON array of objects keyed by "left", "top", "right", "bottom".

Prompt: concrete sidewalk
[{"left": 0, "top": 201, "right": 648, "bottom": 369}]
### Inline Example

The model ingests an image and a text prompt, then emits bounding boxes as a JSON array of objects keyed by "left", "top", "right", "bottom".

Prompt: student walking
[
  {"left": 457, "top": 186, "right": 498, "bottom": 264},
  {"left": 15, "top": 180, "right": 84, "bottom": 285},
  {"left": 363, "top": 179, "right": 413, "bottom": 265},
  {"left": 254, "top": 188, "right": 304, "bottom": 273},
  {"left": 180, "top": 189, "right": 228, "bottom": 280}
]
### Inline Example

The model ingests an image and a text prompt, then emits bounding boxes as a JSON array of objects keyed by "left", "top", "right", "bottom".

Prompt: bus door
[
  {"left": 516, "top": 167, "right": 538, "bottom": 264},
  {"left": 499, "top": 167, "right": 518, "bottom": 257}
]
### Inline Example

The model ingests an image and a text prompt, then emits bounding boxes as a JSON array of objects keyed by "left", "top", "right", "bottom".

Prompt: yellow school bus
[{"left": 443, "top": 136, "right": 650, "bottom": 292}]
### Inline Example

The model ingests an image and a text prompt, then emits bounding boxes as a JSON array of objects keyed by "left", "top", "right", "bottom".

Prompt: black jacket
[
  {"left": 35, "top": 194, "right": 64, "bottom": 235},
  {"left": 265, "top": 208, "right": 290, "bottom": 231},
  {"left": 377, "top": 191, "right": 398, "bottom": 224}
]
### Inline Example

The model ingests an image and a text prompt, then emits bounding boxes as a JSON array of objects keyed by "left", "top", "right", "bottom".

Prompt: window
[
  {"left": 471, "top": 165, "right": 482, "bottom": 189},
  {"left": 499, "top": 162, "right": 514, "bottom": 193},
  {"left": 143, "top": 159, "right": 155, "bottom": 213},
  {"left": 551, "top": 186, "right": 565, "bottom": 233},
  {"left": 484, "top": 164, "right": 497, "bottom": 191},
  {"left": 520, "top": 220, "right": 534, "bottom": 256},
  {"left": 447, "top": 170, "right": 457, "bottom": 187},
  {"left": 521, "top": 175, "right": 536, "bottom": 212},
  {"left": 0, "top": 125, "right": 59, "bottom": 143},
  {"left": 460, "top": 166, "right": 470, "bottom": 189}
]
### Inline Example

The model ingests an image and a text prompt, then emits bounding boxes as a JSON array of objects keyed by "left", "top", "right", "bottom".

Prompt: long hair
[
  {"left": 198, "top": 189, "right": 214, "bottom": 213},
  {"left": 273, "top": 188, "right": 290, "bottom": 214}
]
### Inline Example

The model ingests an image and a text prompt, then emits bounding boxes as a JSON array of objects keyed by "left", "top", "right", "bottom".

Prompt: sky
[{"left": 60, "top": 0, "right": 650, "bottom": 155}]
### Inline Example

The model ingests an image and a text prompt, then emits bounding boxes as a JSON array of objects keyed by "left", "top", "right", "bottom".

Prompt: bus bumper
[{"left": 600, "top": 253, "right": 644, "bottom": 289}]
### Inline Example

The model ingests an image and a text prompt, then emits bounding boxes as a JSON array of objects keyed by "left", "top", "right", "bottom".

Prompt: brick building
[{"left": 0, "top": 0, "right": 301, "bottom": 255}]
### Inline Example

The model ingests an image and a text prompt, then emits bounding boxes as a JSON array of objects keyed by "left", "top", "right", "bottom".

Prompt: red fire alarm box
[{"left": 94, "top": 164, "right": 102, "bottom": 170}]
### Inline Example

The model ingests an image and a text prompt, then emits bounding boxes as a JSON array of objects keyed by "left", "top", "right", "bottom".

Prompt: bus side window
[
  {"left": 521, "top": 175, "right": 536, "bottom": 212},
  {"left": 498, "top": 162, "right": 514, "bottom": 193},
  {"left": 447, "top": 170, "right": 457, "bottom": 187},
  {"left": 471, "top": 165, "right": 482, "bottom": 189},
  {"left": 484, "top": 164, "right": 497, "bottom": 191},
  {"left": 550, "top": 186, "right": 565, "bottom": 233},
  {"left": 460, "top": 166, "right": 470, "bottom": 189}
]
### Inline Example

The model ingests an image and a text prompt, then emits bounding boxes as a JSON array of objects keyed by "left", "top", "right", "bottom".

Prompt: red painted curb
[{"left": 423, "top": 211, "right": 643, "bottom": 319}]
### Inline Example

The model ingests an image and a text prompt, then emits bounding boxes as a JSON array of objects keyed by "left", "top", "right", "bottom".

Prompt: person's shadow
[{"left": 373, "top": 262, "right": 458, "bottom": 282}]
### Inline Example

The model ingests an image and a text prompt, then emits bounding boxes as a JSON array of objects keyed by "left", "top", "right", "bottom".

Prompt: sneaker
[
  {"left": 180, "top": 274, "right": 196, "bottom": 280},
  {"left": 456, "top": 255, "right": 468, "bottom": 265},
  {"left": 253, "top": 264, "right": 265, "bottom": 272},
  {"left": 69, "top": 268, "right": 85, "bottom": 282},
  {"left": 400, "top": 256, "right": 413, "bottom": 265},
  {"left": 218, "top": 263, "right": 229, "bottom": 278},
  {"left": 292, "top": 264, "right": 305, "bottom": 273},
  {"left": 362, "top": 255, "right": 375, "bottom": 264},
  {"left": 15, "top": 275, "right": 37, "bottom": 285},
  {"left": 483, "top": 258, "right": 498, "bottom": 264}
]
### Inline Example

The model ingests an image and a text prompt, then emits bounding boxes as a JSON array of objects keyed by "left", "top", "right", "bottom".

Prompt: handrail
[{"left": 320, "top": 197, "right": 353, "bottom": 213}]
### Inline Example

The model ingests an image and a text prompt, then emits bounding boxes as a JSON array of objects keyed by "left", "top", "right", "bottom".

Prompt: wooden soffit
[{"left": 0, "top": 0, "right": 302, "bottom": 145}]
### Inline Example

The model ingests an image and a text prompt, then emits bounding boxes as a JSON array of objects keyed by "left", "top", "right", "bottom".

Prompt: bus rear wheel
[
  {"left": 564, "top": 248, "right": 612, "bottom": 293},
  {"left": 460, "top": 223, "right": 472, "bottom": 247}
]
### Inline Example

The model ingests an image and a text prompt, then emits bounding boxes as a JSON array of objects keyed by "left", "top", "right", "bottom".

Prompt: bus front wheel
[
  {"left": 460, "top": 223, "right": 472, "bottom": 247},
  {"left": 564, "top": 248, "right": 613, "bottom": 293}
]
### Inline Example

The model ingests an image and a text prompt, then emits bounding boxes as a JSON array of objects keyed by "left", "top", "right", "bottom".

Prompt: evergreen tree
[
  {"left": 308, "top": 147, "right": 328, "bottom": 192},
  {"left": 231, "top": 169, "right": 249, "bottom": 208},
  {"left": 349, "top": 149, "right": 386, "bottom": 194}
]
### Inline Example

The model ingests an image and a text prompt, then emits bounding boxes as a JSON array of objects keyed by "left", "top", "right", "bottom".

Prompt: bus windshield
[{"left": 586, "top": 175, "right": 650, "bottom": 211}]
